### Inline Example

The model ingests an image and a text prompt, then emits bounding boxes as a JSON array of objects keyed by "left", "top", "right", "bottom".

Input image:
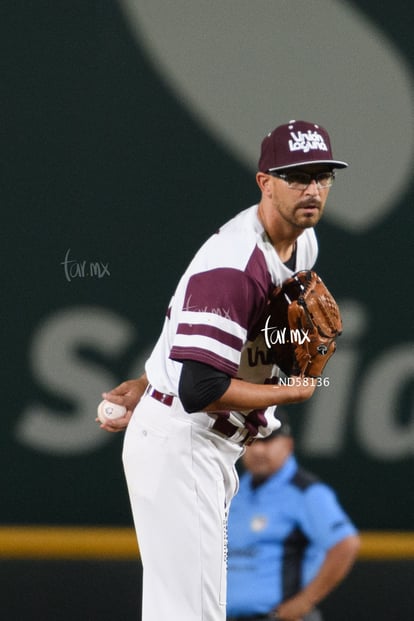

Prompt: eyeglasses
[{"left": 268, "top": 170, "right": 335, "bottom": 190}]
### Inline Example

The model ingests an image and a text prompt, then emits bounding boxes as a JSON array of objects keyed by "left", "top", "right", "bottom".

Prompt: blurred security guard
[{"left": 226, "top": 412, "right": 360, "bottom": 621}]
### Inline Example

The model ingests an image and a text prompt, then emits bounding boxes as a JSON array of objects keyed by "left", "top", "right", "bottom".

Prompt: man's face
[
  {"left": 268, "top": 165, "right": 333, "bottom": 230},
  {"left": 242, "top": 435, "right": 293, "bottom": 478}
]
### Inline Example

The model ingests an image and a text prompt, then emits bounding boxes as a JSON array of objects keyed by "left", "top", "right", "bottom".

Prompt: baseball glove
[{"left": 263, "top": 270, "right": 342, "bottom": 377}]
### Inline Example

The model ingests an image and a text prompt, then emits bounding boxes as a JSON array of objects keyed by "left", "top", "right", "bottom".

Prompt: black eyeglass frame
[{"left": 267, "top": 170, "right": 336, "bottom": 189}]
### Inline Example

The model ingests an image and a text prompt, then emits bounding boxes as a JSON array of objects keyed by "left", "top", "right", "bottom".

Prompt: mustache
[{"left": 296, "top": 199, "right": 322, "bottom": 209}]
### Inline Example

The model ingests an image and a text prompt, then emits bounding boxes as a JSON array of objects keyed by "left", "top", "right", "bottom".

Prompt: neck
[{"left": 257, "top": 202, "right": 299, "bottom": 262}]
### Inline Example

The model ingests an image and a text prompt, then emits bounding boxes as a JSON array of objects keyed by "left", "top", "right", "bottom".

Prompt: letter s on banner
[{"left": 16, "top": 306, "right": 136, "bottom": 455}]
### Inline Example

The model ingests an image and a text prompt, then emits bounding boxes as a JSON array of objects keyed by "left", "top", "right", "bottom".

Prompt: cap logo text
[{"left": 288, "top": 130, "right": 328, "bottom": 154}]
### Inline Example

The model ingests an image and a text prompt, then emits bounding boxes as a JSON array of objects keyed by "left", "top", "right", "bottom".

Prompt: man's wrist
[{"left": 299, "top": 588, "right": 319, "bottom": 609}]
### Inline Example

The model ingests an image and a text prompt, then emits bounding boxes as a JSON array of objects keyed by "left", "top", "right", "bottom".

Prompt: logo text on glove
[{"left": 261, "top": 316, "right": 310, "bottom": 348}]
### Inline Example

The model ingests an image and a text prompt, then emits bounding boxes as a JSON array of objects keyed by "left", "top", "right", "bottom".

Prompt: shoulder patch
[{"left": 290, "top": 467, "right": 319, "bottom": 491}]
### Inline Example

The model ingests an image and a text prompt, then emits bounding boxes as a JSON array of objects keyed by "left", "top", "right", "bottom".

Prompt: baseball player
[
  {"left": 226, "top": 412, "right": 360, "bottom": 621},
  {"left": 100, "top": 120, "right": 348, "bottom": 621}
]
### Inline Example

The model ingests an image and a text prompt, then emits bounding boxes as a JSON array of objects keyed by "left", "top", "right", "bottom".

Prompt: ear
[{"left": 256, "top": 172, "right": 272, "bottom": 196}]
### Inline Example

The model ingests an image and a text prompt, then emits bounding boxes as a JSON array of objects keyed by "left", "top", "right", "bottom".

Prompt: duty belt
[{"left": 227, "top": 615, "right": 271, "bottom": 621}]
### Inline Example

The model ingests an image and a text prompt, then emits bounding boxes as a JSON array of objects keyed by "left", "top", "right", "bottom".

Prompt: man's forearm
[
  {"left": 204, "top": 376, "right": 316, "bottom": 412},
  {"left": 301, "top": 535, "right": 360, "bottom": 607}
]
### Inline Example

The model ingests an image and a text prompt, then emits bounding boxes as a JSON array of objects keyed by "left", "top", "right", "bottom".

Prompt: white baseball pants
[{"left": 122, "top": 391, "right": 242, "bottom": 621}]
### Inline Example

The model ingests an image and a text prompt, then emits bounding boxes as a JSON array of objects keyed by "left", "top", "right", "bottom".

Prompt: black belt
[
  {"left": 227, "top": 615, "right": 271, "bottom": 621},
  {"left": 229, "top": 611, "right": 321, "bottom": 621}
]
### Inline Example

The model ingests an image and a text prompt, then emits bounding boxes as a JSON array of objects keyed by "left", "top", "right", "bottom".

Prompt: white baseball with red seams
[{"left": 97, "top": 400, "right": 126, "bottom": 424}]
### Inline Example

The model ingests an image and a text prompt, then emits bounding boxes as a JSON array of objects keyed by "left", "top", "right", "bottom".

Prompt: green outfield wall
[{"left": 1, "top": 0, "right": 412, "bottom": 534}]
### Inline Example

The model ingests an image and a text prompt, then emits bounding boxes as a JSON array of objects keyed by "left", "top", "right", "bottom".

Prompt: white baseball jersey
[
  {"left": 146, "top": 204, "right": 318, "bottom": 395},
  {"left": 124, "top": 204, "right": 318, "bottom": 621}
]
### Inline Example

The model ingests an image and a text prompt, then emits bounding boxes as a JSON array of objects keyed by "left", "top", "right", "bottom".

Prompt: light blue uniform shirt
[{"left": 226, "top": 455, "right": 358, "bottom": 617}]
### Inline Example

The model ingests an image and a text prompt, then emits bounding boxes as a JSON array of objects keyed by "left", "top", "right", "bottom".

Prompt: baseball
[{"left": 97, "top": 399, "right": 127, "bottom": 424}]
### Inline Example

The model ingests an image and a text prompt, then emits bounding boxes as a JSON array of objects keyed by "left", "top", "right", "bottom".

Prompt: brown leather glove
[{"left": 263, "top": 270, "right": 342, "bottom": 378}]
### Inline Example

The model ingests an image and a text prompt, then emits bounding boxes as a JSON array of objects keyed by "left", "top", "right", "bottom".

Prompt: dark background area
[
  {"left": 0, "top": 1, "right": 413, "bottom": 618},
  {"left": 1, "top": 0, "right": 412, "bottom": 530}
]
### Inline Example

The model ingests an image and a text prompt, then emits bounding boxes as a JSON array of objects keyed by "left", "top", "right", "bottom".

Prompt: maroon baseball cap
[{"left": 258, "top": 120, "right": 348, "bottom": 172}]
